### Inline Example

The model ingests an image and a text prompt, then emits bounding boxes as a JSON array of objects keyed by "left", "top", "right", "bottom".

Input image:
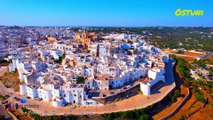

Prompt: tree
[
  {"left": 51, "top": 116, "right": 61, "bottom": 120},
  {"left": 105, "top": 114, "right": 113, "bottom": 120},
  {"left": 54, "top": 54, "right": 66, "bottom": 64},
  {"left": 22, "top": 107, "right": 30, "bottom": 115},
  {"left": 33, "top": 114, "right": 42, "bottom": 120},
  {"left": 76, "top": 76, "right": 86, "bottom": 84},
  {"left": 120, "top": 111, "right": 128, "bottom": 119},
  {"left": 170, "top": 54, "right": 176, "bottom": 59},
  {"left": 196, "top": 94, "right": 205, "bottom": 102},
  {"left": 0, "top": 59, "right": 8, "bottom": 64},
  {"left": 139, "top": 114, "right": 149, "bottom": 120},
  {"left": 193, "top": 59, "right": 206, "bottom": 67},
  {"left": 176, "top": 50, "right": 184, "bottom": 54},
  {"left": 174, "top": 89, "right": 180, "bottom": 97},
  {"left": 179, "top": 116, "right": 185, "bottom": 120},
  {"left": 196, "top": 89, "right": 205, "bottom": 102},
  {"left": 171, "top": 95, "right": 176, "bottom": 103},
  {"left": 0, "top": 115, "right": 5, "bottom": 120}
]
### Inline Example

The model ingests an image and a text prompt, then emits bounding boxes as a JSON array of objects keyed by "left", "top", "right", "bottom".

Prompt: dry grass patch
[{"left": 0, "top": 71, "right": 20, "bottom": 91}]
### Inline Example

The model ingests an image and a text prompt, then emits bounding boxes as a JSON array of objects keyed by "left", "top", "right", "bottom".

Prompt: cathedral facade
[{"left": 75, "top": 30, "right": 90, "bottom": 46}]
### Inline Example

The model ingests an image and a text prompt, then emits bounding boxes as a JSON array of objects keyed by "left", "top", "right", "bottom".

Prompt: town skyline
[{"left": 0, "top": 1, "right": 212, "bottom": 119}]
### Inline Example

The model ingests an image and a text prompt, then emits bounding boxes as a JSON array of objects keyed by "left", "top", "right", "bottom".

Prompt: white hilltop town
[{"left": 8, "top": 29, "right": 170, "bottom": 107}]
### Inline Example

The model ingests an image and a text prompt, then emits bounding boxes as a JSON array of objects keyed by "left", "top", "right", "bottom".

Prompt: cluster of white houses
[{"left": 8, "top": 32, "right": 169, "bottom": 107}]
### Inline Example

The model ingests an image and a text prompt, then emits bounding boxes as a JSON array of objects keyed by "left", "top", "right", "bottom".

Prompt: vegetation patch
[
  {"left": 176, "top": 50, "right": 184, "bottom": 54},
  {"left": 102, "top": 105, "right": 153, "bottom": 120},
  {"left": 76, "top": 76, "right": 86, "bottom": 84},
  {"left": 193, "top": 59, "right": 206, "bottom": 68},
  {"left": 195, "top": 89, "right": 205, "bottom": 102},
  {"left": 0, "top": 71, "right": 20, "bottom": 91},
  {"left": 54, "top": 54, "right": 66, "bottom": 64}
]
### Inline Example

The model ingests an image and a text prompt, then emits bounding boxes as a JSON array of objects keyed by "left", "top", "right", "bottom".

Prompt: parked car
[
  {"left": 1, "top": 100, "right": 8, "bottom": 104},
  {"left": 5, "top": 85, "right": 10, "bottom": 88},
  {"left": 13, "top": 96, "right": 20, "bottom": 101},
  {"left": 5, "top": 95, "right": 10, "bottom": 99},
  {"left": 122, "top": 86, "right": 128, "bottom": 90},
  {"left": 35, "top": 98, "right": 42, "bottom": 101}
]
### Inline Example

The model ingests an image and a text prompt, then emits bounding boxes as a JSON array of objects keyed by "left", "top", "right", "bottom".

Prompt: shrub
[
  {"left": 196, "top": 94, "right": 205, "bottom": 102},
  {"left": 195, "top": 90, "right": 205, "bottom": 102}
]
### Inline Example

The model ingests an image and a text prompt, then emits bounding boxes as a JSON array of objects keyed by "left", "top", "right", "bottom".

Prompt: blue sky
[{"left": 0, "top": 0, "right": 213, "bottom": 27}]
